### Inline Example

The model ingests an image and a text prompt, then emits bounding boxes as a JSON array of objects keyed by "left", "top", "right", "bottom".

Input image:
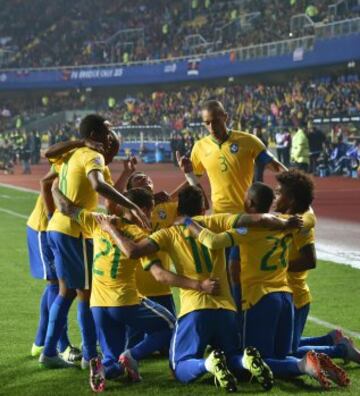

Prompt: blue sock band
[
  {"left": 77, "top": 301, "right": 97, "bottom": 361},
  {"left": 34, "top": 285, "right": 50, "bottom": 347},
  {"left": 44, "top": 295, "right": 73, "bottom": 357}
]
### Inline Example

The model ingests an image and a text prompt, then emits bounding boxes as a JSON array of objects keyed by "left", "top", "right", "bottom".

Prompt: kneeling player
[
  {"left": 99, "top": 186, "right": 286, "bottom": 392},
  {"left": 182, "top": 182, "right": 350, "bottom": 389},
  {"left": 52, "top": 185, "right": 220, "bottom": 391}
]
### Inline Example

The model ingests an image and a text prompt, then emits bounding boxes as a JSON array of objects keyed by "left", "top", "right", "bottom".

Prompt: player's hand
[
  {"left": 84, "top": 138, "right": 105, "bottom": 155},
  {"left": 131, "top": 206, "right": 151, "bottom": 230},
  {"left": 285, "top": 215, "right": 303, "bottom": 229},
  {"left": 200, "top": 278, "right": 220, "bottom": 295},
  {"left": 174, "top": 216, "right": 187, "bottom": 226},
  {"left": 95, "top": 213, "right": 117, "bottom": 233},
  {"left": 176, "top": 151, "right": 193, "bottom": 174},
  {"left": 154, "top": 190, "right": 170, "bottom": 205},
  {"left": 123, "top": 156, "right": 137, "bottom": 173}
]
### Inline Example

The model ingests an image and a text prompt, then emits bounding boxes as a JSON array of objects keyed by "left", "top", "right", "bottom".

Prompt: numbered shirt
[
  {"left": 135, "top": 201, "right": 178, "bottom": 298},
  {"left": 27, "top": 163, "right": 62, "bottom": 232},
  {"left": 227, "top": 227, "right": 295, "bottom": 310},
  {"left": 48, "top": 147, "right": 105, "bottom": 237},
  {"left": 147, "top": 213, "right": 238, "bottom": 318},
  {"left": 191, "top": 131, "right": 266, "bottom": 214},
  {"left": 76, "top": 210, "right": 159, "bottom": 307},
  {"left": 287, "top": 210, "right": 316, "bottom": 309}
]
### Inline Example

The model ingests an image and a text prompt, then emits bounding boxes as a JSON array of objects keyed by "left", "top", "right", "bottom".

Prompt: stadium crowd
[{"left": 1, "top": 0, "right": 358, "bottom": 68}]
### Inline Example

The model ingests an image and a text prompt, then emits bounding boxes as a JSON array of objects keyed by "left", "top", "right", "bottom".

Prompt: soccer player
[
  {"left": 40, "top": 114, "right": 149, "bottom": 369},
  {"left": 96, "top": 185, "right": 303, "bottom": 392},
  {"left": 27, "top": 171, "right": 80, "bottom": 363},
  {"left": 51, "top": 185, "right": 221, "bottom": 391},
  {"left": 189, "top": 99, "right": 287, "bottom": 313},
  {"left": 182, "top": 182, "right": 350, "bottom": 389},
  {"left": 275, "top": 170, "right": 360, "bottom": 366}
]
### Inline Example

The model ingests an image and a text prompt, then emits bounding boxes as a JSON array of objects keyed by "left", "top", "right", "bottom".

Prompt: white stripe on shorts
[
  {"left": 142, "top": 298, "right": 175, "bottom": 329},
  {"left": 82, "top": 238, "right": 89, "bottom": 290},
  {"left": 171, "top": 322, "right": 179, "bottom": 370},
  {"left": 37, "top": 231, "right": 47, "bottom": 280}
]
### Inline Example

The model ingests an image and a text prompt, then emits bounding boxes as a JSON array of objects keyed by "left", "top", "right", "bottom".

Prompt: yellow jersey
[
  {"left": 27, "top": 163, "right": 62, "bottom": 232},
  {"left": 47, "top": 147, "right": 106, "bottom": 237},
  {"left": 287, "top": 211, "right": 316, "bottom": 309},
  {"left": 218, "top": 227, "right": 294, "bottom": 310},
  {"left": 76, "top": 209, "right": 158, "bottom": 307},
  {"left": 135, "top": 201, "right": 178, "bottom": 297},
  {"left": 191, "top": 130, "right": 266, "bottom": 213},
  {"left": 146, "top": 213, "right": 238, "bottom": 318}
]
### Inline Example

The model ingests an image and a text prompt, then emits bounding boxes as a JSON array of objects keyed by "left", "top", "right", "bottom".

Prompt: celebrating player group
[{"left": 26, "top": 101, "right": 360, "bottom": 393}]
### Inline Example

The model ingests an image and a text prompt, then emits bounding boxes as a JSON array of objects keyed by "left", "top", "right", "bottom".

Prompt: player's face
[
  {"left": 201, "top": 109, "right": 227, "bottom": 140},
  {"left": 273, "top": 184, "right": 292, "bottom": 213},
  {"left": 104, "top": 129, "right": 120, "bottom": 165},
  {"left": 130, "top": 173, "right": 154, "bottom": 192}
]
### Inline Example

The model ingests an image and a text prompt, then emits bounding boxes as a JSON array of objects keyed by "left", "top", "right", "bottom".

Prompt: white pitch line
[
  {"left": 0, "top": 207, "right": 28, "bottom": 219},
  {"left": 0, "top": 182, "right": 38, "bottom": 194},
  {"left": 308, "top": 316, "right": 360, "bottom": 340}
]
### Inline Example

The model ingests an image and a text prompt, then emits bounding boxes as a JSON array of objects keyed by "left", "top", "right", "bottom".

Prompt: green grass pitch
[{"left": 0, "top": 185, "right": 359, "bottom": 396}]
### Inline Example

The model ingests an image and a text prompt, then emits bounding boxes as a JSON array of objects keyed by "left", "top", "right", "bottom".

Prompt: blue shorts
[
  {"left": 126, "top": 294, "right": 176, "bottom": 348},
  {"left": 92, "top": 298, "right": 175, "bottom": 375},
  {"left": 292, "top": 303, "right": 310, "bottom": 353},
  {"left": 26, "top": 226, "right": 57, "bottom": 280},
  {"left": 47, "top": 231, "right": 93, "bottom": 289},
  {"left": 243, "top": 292, "right": 294, "bottom": 358},
  {"left": 170, "top": 309, "right": 238, "bottom": 371}
]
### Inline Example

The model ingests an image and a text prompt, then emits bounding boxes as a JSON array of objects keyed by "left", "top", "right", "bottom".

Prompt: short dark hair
[
  {"left": 79, "top": 114, "right": 107, "bottom": 139},
  {"left": 177, "top": 185, "right": 204, "bottom": 217},
  {"left": 124, "top": 188, "right": 154, "bottom": 211},
  {"left": 201, "top": 100, "right": 226, "bottom": 115},
  {"left": 126, "top": 171, "right": 146, "bottom": 191},
  {"left": 276, "top": 169, "right": 314, "bottom": 212},
  {"left": 248, "top": 182, "right": 274, "bottom": 213}
]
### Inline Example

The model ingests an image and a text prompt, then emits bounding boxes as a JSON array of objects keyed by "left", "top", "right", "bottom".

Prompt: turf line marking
[
  {"left": 0, "top": 183, "right": 38, "bottom": 194},
  {"left": 0, "top": 207, "right": 28, "bottom": 219},
  {"left": 308, "top": 316, "right": 360, "bottom": 340}
]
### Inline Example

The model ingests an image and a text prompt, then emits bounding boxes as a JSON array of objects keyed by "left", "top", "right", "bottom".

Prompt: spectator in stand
[
  {"left": 275, "top": 129, "right": 291, "bottom": 168},
  {"left": 291, "top": 124, "right": 310, "bottom": 172},
  {"left": 307, "top": 124, "right": 327, "bottom": 174}
]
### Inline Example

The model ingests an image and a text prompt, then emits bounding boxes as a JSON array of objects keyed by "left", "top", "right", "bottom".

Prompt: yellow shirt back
[
  {"left": 191, "top": 131, "right": 266, "bottom": 213},
  {"left": 77, "top": 210, "right": 158, "bottom": 307},
  {"left": 135, "top": 201, "right": 178, "bottom": 297},
  {"left": 147, "top": 213, "right": 238, "bottom": 318},
  {"left": 47, "top": 147, "right": 105, "bottom": 237},
  {"left": 229, "top": 227, "right": 294, "bottom": 310},
  {"left": 27, "top": 163, "right": 62, "bottom": 232},
  {"left": 287, "top": 211, "right": 316, "bottom": 309}
]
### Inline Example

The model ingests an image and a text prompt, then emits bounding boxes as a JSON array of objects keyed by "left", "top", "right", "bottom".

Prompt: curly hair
[{"left": 276, "top": 169, "right": 314, "bottom": 212}]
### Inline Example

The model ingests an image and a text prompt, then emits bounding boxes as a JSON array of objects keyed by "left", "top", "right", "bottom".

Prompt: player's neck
[{"left": 211, "top": 128, "right": 230, "bottom": 144}]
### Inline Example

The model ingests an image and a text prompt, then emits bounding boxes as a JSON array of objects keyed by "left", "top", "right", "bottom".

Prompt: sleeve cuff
[
  {"left": 256, "top": 150, "right": 274, "bottom": 165},
  {"left": 143, "top": 259, "right": 161, "bottom": 271}
]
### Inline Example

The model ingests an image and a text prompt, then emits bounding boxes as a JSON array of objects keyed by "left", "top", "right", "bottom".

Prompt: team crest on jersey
[
  {"left": 235, "top": 227, "right": 248, "bottom": 235},
  {"left": 92, "top": 156, "right": 103, "bottom": 166},
  {"left": 158, "top": 210, "right": 167, "bottom": 220},
  {"left": 230, "top": 143, "right": 239, "bottom": 153}
]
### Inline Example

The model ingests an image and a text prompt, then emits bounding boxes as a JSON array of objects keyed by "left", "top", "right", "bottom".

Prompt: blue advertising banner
[{"left": 0, "top": 34, "right": 359, "bottom": 91}]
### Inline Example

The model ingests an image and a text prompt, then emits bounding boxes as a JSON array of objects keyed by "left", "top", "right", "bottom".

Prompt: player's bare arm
[
  {"left": 175, "top": 150, "right": 210, "bottom": 210},
  {"left": 96, "top": 215, "right": 156, "bottom": 259},
  {"left": 45, "top": 138, "right": 104, "bottom": 159},
  {"left": 288, "top": 244, "right": 317, "bottom": 272},
  {"left": 51, "top": 181, "right": 82, "bottom": 220},
  {"left": 40, "top": 168, "right": 58, "bottom": 215},
  {"left": 87, "top": 169, "right": 150, "bottom": 229},
  {"left": 149, "top": 263, "right": 220, "bottom": 295}
]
